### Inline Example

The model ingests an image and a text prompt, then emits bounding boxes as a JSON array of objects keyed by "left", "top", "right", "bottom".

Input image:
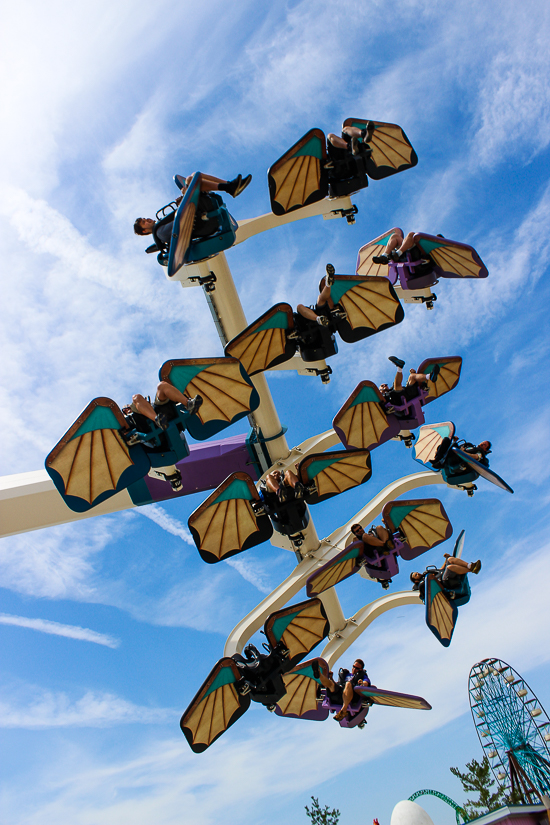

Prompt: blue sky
[{"left": 2, "top": 1, "right": 550, "bottom": 823}]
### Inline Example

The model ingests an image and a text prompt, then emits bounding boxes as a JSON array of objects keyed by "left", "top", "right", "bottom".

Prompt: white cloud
[
  {"left": 0, "top": 688, "right": 171, "bottom": 729},
  {"left": 0, "top": 614, "right": 119, "bottom": 648},
  {"left": 137, "top": 505, "right": 195, "bottom": 545}
]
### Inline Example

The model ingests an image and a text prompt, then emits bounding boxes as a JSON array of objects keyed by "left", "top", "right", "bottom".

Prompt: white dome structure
[{"left": 391, "top": 800, "right": 436, "bottom": 825}]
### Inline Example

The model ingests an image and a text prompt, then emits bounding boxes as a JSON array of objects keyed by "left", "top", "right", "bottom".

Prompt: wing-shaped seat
[
  {"left": 424, "top": 572, "right": 460, "bottom": 647},
  {"left": 180, "top": 599, "right": 329, "bottom": 751},
  {"left": 298, "top": 449, "right": 372, "bottom": 505},
  {"left": 45, "top": 397, "right": 152, "bottom": 513},
  {"left": 328, "top": 275, "right": 404, "bottom": 344},
  {"left": 334, "top": 358, "right": 462, "bottom": 451},
  {"left": 268, "top": 129, "right": 329, "bottom": 215},
  {"left": 382, "top": 499, "right": 452, "bottom": 560},
  {"left": 306, "top": 497, "right": 452, "bottom": 596},
  {"left": 275, "top": 656, "right": 431, "bottom": 729},
  {"left": 188, "top": 472, "right": 273, "bottom": 563},
  {"left": 159, "top": 357, "right": 259, "bottom": 441},
  {"left": 180, "top": 658, "right": 250, "bottom": 753},
  {"left": 268, "top": 120, "right": 417, "bottom": 215},
  {"left": 356, "top": 229, "right": 487, "bottom": 298},
  {"left": 342, "top": 118, "right": 418, "bottom": 180},
  {"left": 165, "top": 173, "right": 237, "bottom": 276},
  {"left": 414, "top": 422, "right": 513, "bottom": 494},
  {"left": 225, "top": 304, "right": 297, "bottom": 374}
]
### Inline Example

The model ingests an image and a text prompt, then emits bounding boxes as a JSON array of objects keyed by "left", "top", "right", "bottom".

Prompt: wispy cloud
[
  {"left": 0, "top": 614, "right": 119, "bottom": 648},
  {"left": 0, "top": 689, "right": 172, "bottom": 729},
  {"left": 137, "top": 504, "right": 195, "bottom": 545}
]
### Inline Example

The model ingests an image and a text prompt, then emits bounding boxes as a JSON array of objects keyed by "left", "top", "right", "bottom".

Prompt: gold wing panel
[
  {"left": 314, "top": 454, "right": 371, "bottom": 498},
  {"left": 267, "top": 599, "right": 329, "bottom": 663},
  {"left": 429, "top": 590, "right": 455, "bottom": 643},
  {"left": 185, "top": 363, "right": 253, "bottom": 424},
  {"left": 184, "top": 681, "right": 241, "bottom": 748},
  {"left": 414, "top": 426, "right": 446, "bottom": 465},
  {"left": 308, "top": 557, "right": 357, "bottom": 596},
  {"left": 429, "top": 243, "right": 482, "bottom": 278},
  {"left": 48, "top": 429, "right": 133, "bottom": 504},
  {"left": 282, "top": 614, "right": 328, "bottom": 660},
  {"left": 226, "top": 327, "right": 287, "bottom": 376},
  {"left": 369, "top": 123, "right": 416, "bottom": 170},
  {"left": 190, "top": 497, "right": 259, "bottom": 562},
  {"left": 271, "top": 155, "right": 322, "bottom": 214},
  {"left": 278, "top": 673, "right": 320, "bottom": 718},
  {"left": 418, "top": 357, "right": 462, "bottom": 403},
  {"left": 339, "top": 278, "right": 401, "bottom": 330},
  {"left": 368, "top": 693, "right": 429, "bottom": 710},
  {"left": 400, "top": 501, "right": 451, "bottom": 549},
  {"left": 334, "top": 394, "right": 390, "bottom": 451}
]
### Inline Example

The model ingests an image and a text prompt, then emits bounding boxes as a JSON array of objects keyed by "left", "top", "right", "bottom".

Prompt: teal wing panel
[
  {"left": 414, "top": 422, "right": 455, "bottom": 466},
  {"left": 275, "top": 659, "right": 330, "bottom": 720},
  {"left": 332, "top": 276, "right": 404, "bottom": 344},
  {"left": 333, "top": 381, "right": 395, "bottom": 451}
]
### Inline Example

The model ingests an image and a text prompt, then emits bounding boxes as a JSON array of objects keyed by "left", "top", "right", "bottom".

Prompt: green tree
[
  {"left": 305, "top": 796, "right": 340, "bottom": 825},
  {"left": 450, "top": 756, "right": 512, "bottom": 820}
]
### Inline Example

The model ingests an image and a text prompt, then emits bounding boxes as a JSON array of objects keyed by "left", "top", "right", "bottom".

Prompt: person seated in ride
[
  {"left": 314, "top": 658, "right": 371, "bottom": 722},
  {"left": 350, "top": 523, "right": 395, "bottom": 558},
  {"left": 123, "top": 381, "right": 202, "bottom": 440},
  {"left": 410, "top": 554, "right": 481, "bottom": 601},
  {"left": 460, "top": 440, "right": 491, "bottom": 465},
  {"left": 296, "top": 264, "right": 339, "bottom": 327},
  {"left": 372, "top": 229, "right": 437, "bottom": 277},
  {"left": 326, "top": 122, "right": 375, "bottom": 166},
  {"left": 264, "top": 467, "right": 305, "bottom": 502},
  {"left": 133, "top": 172, "right": 252, "bottom": 244},
  {"left": 432, "top": 437, "right": 491, "bottom": 470},
  {"left": 379, "top": 356, "right": 440, "bottom": 410}
]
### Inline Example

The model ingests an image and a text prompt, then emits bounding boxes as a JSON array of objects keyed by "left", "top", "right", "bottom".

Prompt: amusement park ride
[{"left": 0, "top": 118, "right": 514, "bottom": 752}]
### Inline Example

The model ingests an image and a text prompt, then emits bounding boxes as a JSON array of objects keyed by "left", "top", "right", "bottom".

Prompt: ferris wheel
[{"left": 469, "top": 658, "right": 550, "bottom": 803}]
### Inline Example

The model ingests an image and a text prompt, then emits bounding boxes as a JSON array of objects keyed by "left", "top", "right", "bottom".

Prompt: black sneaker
[
  {"left": 234, "top": 173, "right": 252, "bottom": 197},
  {"left": 372, "top": 254, "right": 389, "bottom": 265},
  {"left": 316, "top": 315, "right": 330, "bottom": 326},
  {"left": 430, "top": 364, "right": 440, "bottom": 382},
  {"left": 187, "top": 395, "right": 203, "bottom": 414},
  {"left": 388, "top": 356, "right": 405, "bottom": 369},
  {"left": 325, "top": 263, "right": 335, "bottom": 286},
  {"left": 166, "top": 471, "right": 183, "bottom": 491},
  {"left": 351, "top": 136, "right": 361, "bottom": 156},
  {"left": 312, "top": 660, "right": 320, "bottom": 679},
  {"left": 225, "top": 174, "right": 242, "bottom": 197}
]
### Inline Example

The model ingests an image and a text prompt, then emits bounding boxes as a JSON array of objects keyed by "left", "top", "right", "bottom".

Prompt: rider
[
  {"left": 314, "top": 658, "right": 371, "bottom": 722},
  {"left": 133, "top": 171, "right": 252, "bottom": 244},
  {"left": 411, "top": 553, "right": 481, "bottom": 601},
  {"left": 296, "top": 264, "right": 337, "bottom": 327},
  {"left": 126, "top": 381, "right": 202, "bottom": 433},
  {"left": 372, "top": 228, "right": 439, "bottom": 278},
  {"left": 379, "top": 355, "right": 440, "bottom": 409}
]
